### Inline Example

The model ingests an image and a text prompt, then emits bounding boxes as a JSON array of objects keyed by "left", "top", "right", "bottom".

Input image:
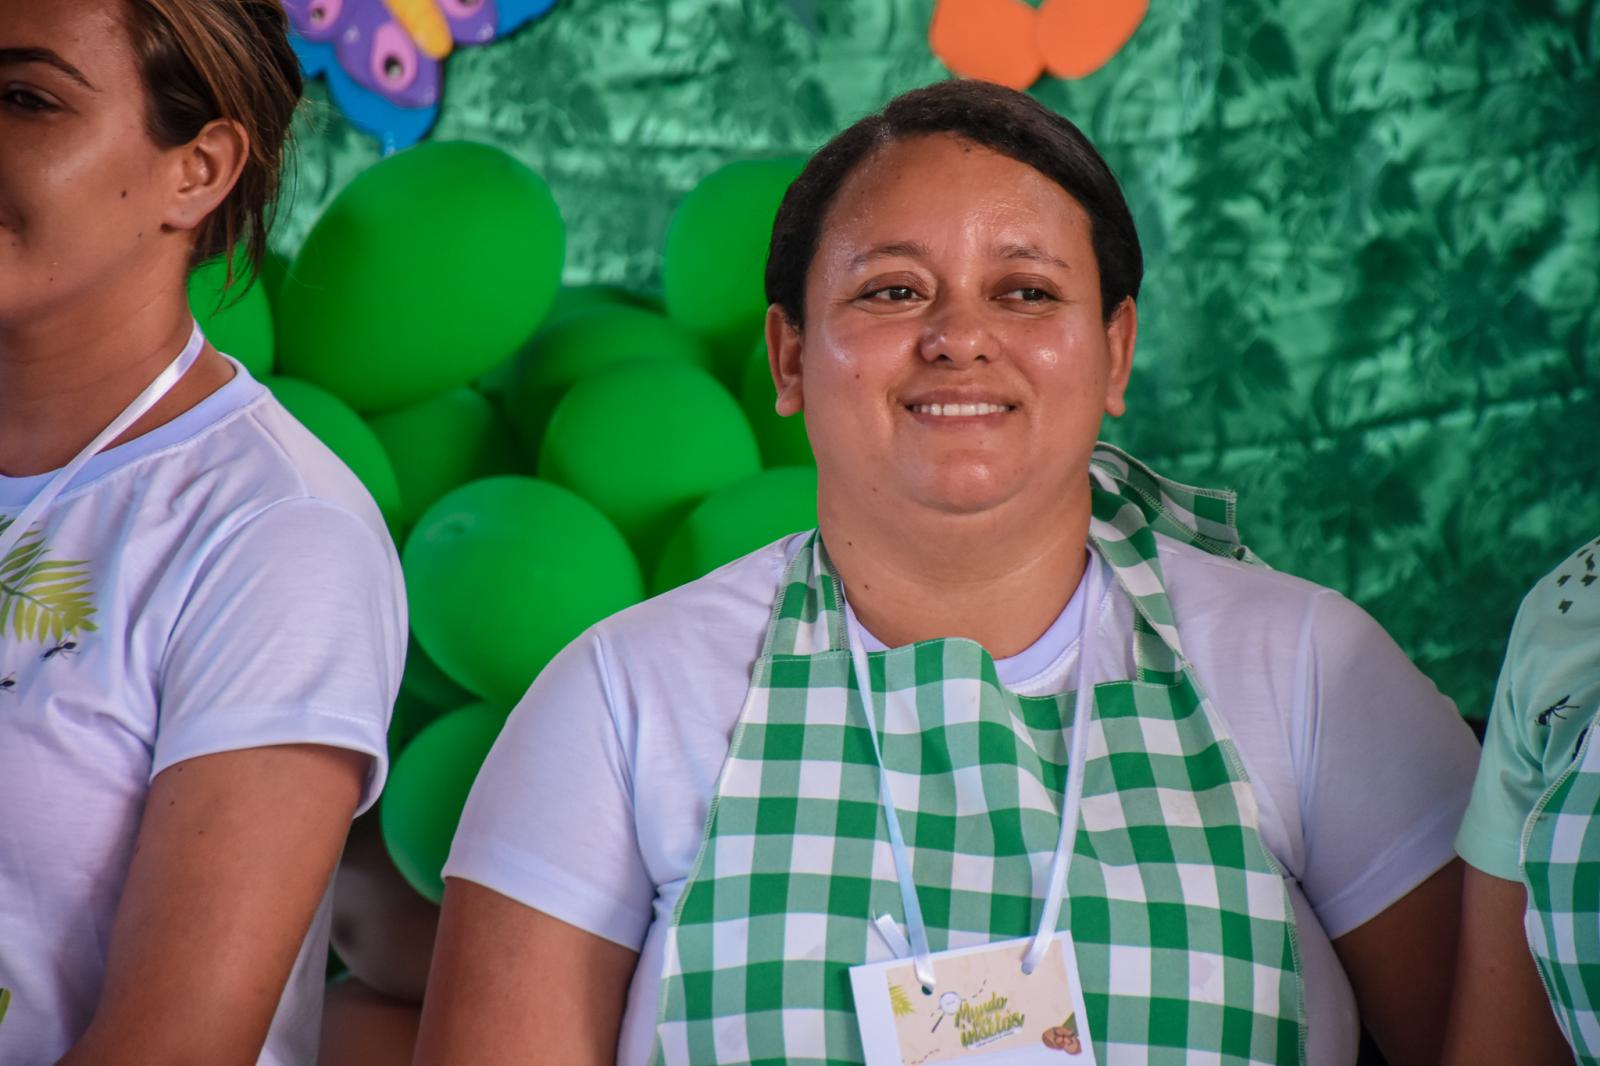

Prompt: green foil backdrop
[{"left": 276, "top": 0, "right": 1600, "bottom": 722}]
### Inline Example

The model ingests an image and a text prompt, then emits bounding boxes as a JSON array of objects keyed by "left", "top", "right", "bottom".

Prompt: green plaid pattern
[
  {"left": 1522, "top": 704, "right": 1600, "bottom": 1062},
  {"left": 653, "top": 446, "right": 1305, "bottom": 1065}
]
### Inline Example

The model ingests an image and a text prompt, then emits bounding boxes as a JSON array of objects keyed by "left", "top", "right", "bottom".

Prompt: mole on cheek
[{"left": 120, "top": 190, "right": 127, "bottom": 198}]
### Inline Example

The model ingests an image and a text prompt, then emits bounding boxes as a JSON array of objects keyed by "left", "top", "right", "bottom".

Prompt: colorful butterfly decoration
[{"left": 284, "top": 0, "right": 557, "bottom": 153}]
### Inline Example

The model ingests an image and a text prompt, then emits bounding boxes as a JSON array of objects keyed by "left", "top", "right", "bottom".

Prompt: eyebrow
[
  {"left": 847, "top": 240, "right": 1072, "bottom": 272},
  {"left": 0, "top": 47, "right": 97, "bottom": 91},
  {"left": 996, "top": 243, "right": 1072, "bottom": 272},
  {"left": 848, "top": 240, "right": 933, "bottom": 270}
]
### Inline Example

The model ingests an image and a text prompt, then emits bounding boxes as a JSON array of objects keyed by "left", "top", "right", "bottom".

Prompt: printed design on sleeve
[
  {"left": 1552, "top": 537, "right": 1600, "bottom": 615},
  {"left": 0, "top": 517, "right": 99, "bottom": 646}
]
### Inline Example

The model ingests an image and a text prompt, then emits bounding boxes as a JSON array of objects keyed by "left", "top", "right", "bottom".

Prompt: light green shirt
[{"left": 1457, "top": 536, "right": 1600, "bottom": 879}]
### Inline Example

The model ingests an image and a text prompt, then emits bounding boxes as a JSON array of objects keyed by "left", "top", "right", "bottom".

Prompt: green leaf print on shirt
[{"left": 0, "top": 517, "right": 99, "bottom": 644}]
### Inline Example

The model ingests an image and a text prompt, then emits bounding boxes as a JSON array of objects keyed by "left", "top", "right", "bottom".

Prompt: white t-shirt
[
  {"left": 0, "top": 363, "right": 405, "bottom": 1066},
  {"left": 447, "top": 532, "right": 1481, "bottom": 1066}
]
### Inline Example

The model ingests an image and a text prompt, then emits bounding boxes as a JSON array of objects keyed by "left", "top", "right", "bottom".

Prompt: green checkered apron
[
  {"left": 652, "top": 444, "right": 1305, "bottom": 1065},
  {"left": 1522, "top": 700, "right": 1600, "bottom": 1061}
]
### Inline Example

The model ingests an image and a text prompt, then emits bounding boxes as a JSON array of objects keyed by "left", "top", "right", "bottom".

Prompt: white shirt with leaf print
[{"left": 0, "top": 363, "right": 404, "bottom": 1066}]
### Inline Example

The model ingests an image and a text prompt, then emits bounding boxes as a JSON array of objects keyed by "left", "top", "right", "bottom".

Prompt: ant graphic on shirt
[
  {"left": 1538, "top": 696, "right": 1577, "bottom": 727},
  {"left": 40, "top": 637, "right": 78, "bottom": 662}
]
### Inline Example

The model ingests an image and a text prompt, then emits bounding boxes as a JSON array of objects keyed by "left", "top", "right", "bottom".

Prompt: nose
[{"left": 917, "top": 299, "right": 996, "bottom": 367}]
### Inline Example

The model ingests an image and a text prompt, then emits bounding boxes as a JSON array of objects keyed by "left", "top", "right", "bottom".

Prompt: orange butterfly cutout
[{"left": 929, "top": 0, "right": 1148, "bottom": 90}]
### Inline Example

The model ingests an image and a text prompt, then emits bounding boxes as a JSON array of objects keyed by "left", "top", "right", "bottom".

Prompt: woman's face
[
  {"left": 0, "top": 0, "right": 183, "bottom": 326},
  {"left": 777, "top": 134, "right": 1134, "bottom": 520}
]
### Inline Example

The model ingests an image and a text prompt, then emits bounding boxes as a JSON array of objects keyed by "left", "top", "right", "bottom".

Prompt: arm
[
  {"left": 1331, "top": 858, "right": 1462, "bottom": 1066},
  {"left": 414, "top": 877, "right": 639, "bottom": 1065},
  {"left": 1284, "top": 590, "right": 1483, "bottom": 1063},
  {"left": 1441, "top": 865, "right": 1573, "bottom": 1065},
  {"left": 58, "top": 743, "right": 368, "bottom": 1066}
]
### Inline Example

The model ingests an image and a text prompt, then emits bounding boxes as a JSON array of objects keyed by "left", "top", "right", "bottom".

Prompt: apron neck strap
[{"left": 767, "top": 443, "right": 1260, "bottom": 670}]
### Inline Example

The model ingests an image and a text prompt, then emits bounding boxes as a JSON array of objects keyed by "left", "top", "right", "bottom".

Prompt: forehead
[
  {"left": 0, "top": 0, "right": 141, "bottom": 90},
  {"left": 816, "top": 134, "right": 1092, "bottom": 259}
]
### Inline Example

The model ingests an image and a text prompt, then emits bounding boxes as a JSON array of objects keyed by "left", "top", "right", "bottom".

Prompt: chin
[{"left": 907, "top": 461, "right": 1022, "bottom": 515}]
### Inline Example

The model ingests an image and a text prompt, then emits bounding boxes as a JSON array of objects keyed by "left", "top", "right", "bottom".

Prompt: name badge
[{"left": 850, "top": 934, "right": 1096, "bottom": 1065}]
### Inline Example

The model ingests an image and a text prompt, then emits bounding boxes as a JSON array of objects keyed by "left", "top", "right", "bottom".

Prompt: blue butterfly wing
[
  {"left": 323, "top": 61, "right": 439, "bottom": 153},
  {"left": 493, "top": 0, "right": 557, "bottom": 36},
  {"left": 285, "top": 0, "right": 439, "bottom": 152},
  {"left": 289, "top": 34, "right": 336, "bottom": 78}
]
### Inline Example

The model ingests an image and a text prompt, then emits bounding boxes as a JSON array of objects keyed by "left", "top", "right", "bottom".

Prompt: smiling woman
[
  {"left": 0, "top": 3, "right": 404, "bottom": 1065},
  {"left": 417, "top": 81, "right": 1482, "bottom": 1066}
]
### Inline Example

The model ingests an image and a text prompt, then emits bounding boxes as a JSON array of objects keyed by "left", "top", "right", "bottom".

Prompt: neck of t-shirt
[
  {"left": 850, "top": 549, "right": 1097, "bottom": 688},
  {"left": 0, "top": 357, "right": 263, "bottom": 508}
]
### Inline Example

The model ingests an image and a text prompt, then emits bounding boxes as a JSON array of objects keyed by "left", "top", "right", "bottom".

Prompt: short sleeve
[
  {"left": 1295, "top": 590, "right": 1483, "bottom": 938},
  {"left": 1453, "top": 551, "right": 1600, "bottom": 881},
  {"left": 155, "top": 499, "right": 406, "bottom": 813},
  {"left": 1455, "top": 621, "right": 1540, "bottom": 880},
  {"left": 443, "top": 629, "right": 655, "bottom": 951}
]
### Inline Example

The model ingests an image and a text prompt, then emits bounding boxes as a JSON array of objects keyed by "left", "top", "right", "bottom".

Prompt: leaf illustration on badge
[
  {"left": 0, "top": 986, "right": 10, "bottom": 1026},
  {"left": 0, "top": 517, "right": 99, "bottom": 644}
]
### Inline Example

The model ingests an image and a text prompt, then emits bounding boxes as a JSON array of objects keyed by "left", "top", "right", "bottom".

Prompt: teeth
[{"left": 909, "top": 403, "right": 1012, "bottom": 416}]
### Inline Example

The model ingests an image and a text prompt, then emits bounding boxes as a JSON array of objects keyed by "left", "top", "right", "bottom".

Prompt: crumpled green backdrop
[{"left": 275, "top": 0, "right": 1599, "bottom": 722}]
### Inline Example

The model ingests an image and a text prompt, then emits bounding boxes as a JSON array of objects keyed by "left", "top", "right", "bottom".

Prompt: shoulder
[
  {"left": 1155, "top": 534, "right": 1350, "bottom": 655},
  {"left": 1503, "top": 535, "right": 1600, "bottom": 714},
  {"left": 586, "top": 532, "right": 798, "bottom": 672},
  {"left": 198, "top": 390, "right": 391, "bottom": 545}
]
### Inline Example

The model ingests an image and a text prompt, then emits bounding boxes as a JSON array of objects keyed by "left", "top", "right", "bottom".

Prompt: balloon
[
  {"left": 504, "top": 305, "right": 713, "bottom": 463},
  {"left": 260, "top": 248, "right": 291, "bottom": 311},
  {"left": 403, "top": 476, "right": 643, "bottom": 706},
  {"left": 738, "top": 337, "right": 814, "bottom": 469},
  {"left": 388, "top": 687, "right": 445, "bottom": 757},
  {"left": 399, "top": 634, "right": 475, "bottom": 710},
  {"left": 475, "top": 285, "right": 664, "bottom": 406},
  {"left": 277, "top": 141, "right": 564, "bottom": 412},
  {"left": 380, "top": 703, "right": 504, "bottom": 904},
  {"left": 188, "top": 256, "right": 274, "bottom": 378},
  {"left": 662, "top": 157, "right": 806, "bottom": 381},
  {"left": 265, "top": 376, "right": 403, "bottom": 531},
  {"left": 539, "top": 361, "right": 761, "bottom": 570},
  {"left": 545, "top": 284, "right": 663, "bottom": 321},
  {"left": 653, "top": 467, "right": 820, "bottom": 594},
  {"left": 367, "top": 387, "right": 516, "bottom": 533}
]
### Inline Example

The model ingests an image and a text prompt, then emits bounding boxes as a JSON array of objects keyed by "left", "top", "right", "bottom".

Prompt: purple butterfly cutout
[{"left": 284, "top": 0, "right": 555, "bottom": 151}]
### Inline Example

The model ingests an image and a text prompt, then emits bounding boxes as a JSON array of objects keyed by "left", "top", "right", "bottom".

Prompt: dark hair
[
  {"left": 122, "top": 0, "right": 302, "bottom": 284},
  {"left": 765, "top": 80, "right": 1142, "bottom": 328}
]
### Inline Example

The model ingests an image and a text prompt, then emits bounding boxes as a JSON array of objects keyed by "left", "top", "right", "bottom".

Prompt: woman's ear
[
  {"left": 1102, "top": 297, "right": 1137, "bottom": 418},
  {"left": 161, "top": 118, "right": 250, "bottom": 236},
  {"left": 766, "top": 304, "right": 805, "bottom": 417}
]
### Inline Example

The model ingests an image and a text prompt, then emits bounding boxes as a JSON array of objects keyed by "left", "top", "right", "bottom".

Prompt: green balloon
[
  {"left": 400, "top": 633, "right": 474, "bottom": 710},
  {"left": 739, "top": 337, "right": 814, "bottom": 469},
  {"left": 266, "top": 376, "right": 403, "bottom": 530},
  {"left": 277, "top": 141, "right": 564, "bottom": 412},
  {"left": 387, "top": 686, "right": 444, "bottom": 757},
  {"left": 662, "top": 157, "right": 806, "bottom": 380},
  {"left": 539, "top": 361, "right": 761, "bottom": 570},
  {"left": 380, "top": 703, "right": 504, "bottom": 903},
  {"left": 476, "top": 286, "right": 662, "bottom": 405},
  {"left": 367, "top": 387, "right": 516, "bottom": 533},
  {"left": 504, "top": 305, "right": 713, "bottom": 463},
  {"left": 403, "top": 476, "right": 643, "bottom": 707},
  {"left": 546, "top": 284, "right": 662, "bottom": 321},
  {"left": 260, "top": 248, "right": 291, "bottom": 311},
  {"left": 188, "top": 256, "right": 274, "bottom": 377},
  {"left": 653, "top": 466, "right": 820, "bottom": 594}
]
